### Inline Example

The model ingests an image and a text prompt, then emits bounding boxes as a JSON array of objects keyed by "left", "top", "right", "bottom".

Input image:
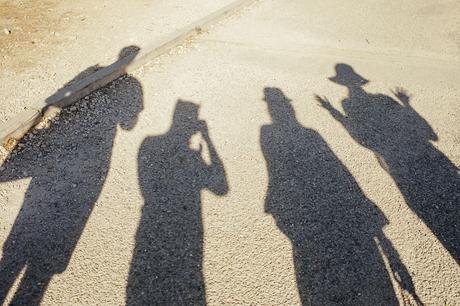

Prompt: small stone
[
  {"left": 3, "top": 28, "right": 11, "bottom": 35},
  {"left": 71, "top": 183, "right": 77, "bottom": 188}
]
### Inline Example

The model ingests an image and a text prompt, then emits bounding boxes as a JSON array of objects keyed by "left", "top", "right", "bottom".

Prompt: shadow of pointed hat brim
[{"left": 328, "top": 75, "right": 369, "bottom": 86}]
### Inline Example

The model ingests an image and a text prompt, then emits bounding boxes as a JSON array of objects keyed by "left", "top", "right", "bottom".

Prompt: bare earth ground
[
  {"left": 0, "top": 0, "right": 236, "bottom": 123},
  {"left": 1, "top": 0, "right": 460, "bottom": 305}
]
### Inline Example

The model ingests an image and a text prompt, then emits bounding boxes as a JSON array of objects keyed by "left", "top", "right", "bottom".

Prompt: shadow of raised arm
[
  {"left": 315, "top": 94, "right": 349, "bottom": 128},
  {"left": 199, "top": 121, "right": 228, "bottom": 196}
]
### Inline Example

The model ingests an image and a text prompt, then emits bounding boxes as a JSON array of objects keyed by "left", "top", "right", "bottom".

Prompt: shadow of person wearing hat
[
  {"left": 0, "top": 46, "right": 144, "bottom": 305},
  {"left": 127, "top": 100, "right": 228, "bottom": 305},
  {"left": 261, "top": 87, "right": 415, "bottom": 305},
  {"left": 316, "top": 63, "right": 460, "bottom": 265}
]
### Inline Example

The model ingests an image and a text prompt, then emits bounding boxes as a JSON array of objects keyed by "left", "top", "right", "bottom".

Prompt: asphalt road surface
[{"left": 0, "top": 0, "right": 459, "bottom": 305}]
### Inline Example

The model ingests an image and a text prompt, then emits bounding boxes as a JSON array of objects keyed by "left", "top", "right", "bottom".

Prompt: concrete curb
[{"left": 0, "top": 0, "right": 257, "bottom": 164}]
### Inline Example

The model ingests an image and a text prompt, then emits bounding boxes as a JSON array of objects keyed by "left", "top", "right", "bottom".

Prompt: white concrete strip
[{"left": 0, "top": 0, "right": 257, "bottom": 164}]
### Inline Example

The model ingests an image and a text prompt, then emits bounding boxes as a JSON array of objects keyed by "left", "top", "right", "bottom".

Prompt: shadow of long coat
[
  {"left": 318, "top": 64, "right": 460, "bottom": 264},
  {"left": 127, "top": 101, "right": 228, "bottom": 305},
  {"left": 261, "top": 88, "right": 413, "bottom": 305}
]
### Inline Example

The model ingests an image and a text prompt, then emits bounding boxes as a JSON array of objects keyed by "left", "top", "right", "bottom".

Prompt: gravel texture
[
  {"left": 0, "top": 0, "right": 459, "bottom": 305},
  {"left": 0, "top": 0, "right": 236, "bottom": 124}
]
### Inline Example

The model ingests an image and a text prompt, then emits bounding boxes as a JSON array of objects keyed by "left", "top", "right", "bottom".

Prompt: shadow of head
[
  {"left": 170, "top": 100, "right": 202, "bottom": 137},
  {"left": 263, "top": 87, "right": 296, "bottom": 124},
  {"left": 43, "top": 45, "right": 144, "bottom": 130},
  {"left": 329, "top": 63, "right": 369, "bottom": 87},
  {"left": 116, "top": 45, "right": 144, "bottom": 131},
  {"left": 118, "top": 45, "right": 141, "bottom": 62}
]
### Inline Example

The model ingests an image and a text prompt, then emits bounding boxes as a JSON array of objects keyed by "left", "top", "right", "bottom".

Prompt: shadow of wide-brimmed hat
[{"left": 329, "top": 63, "right": 369, "bottom": 86}]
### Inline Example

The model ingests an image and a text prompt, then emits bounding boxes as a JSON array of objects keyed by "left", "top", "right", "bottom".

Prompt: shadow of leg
[
  {"left": 0, "top": 256, "right": 24, "bottom": 304},
  {"left": 10, "top": 265, "right": 52, "bottom": 306}
]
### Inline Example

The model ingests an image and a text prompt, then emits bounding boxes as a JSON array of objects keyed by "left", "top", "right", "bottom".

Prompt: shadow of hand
[
  {"left": 392, "top": 87, "right": 411, "bottom": 105},
  {"left": 315, "top": 94, "right": 334, "bottom": 111}
]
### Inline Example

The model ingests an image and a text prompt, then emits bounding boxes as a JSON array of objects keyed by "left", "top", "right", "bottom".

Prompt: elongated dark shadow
[
  {"left": 316, "top": 63, "right": 460, "bottom": 265},
  {"left": 0, "top": 46, "right": 143, "bottom": 305},
  {"left": 261, "top": 87, "right": 421, "bottom": 305},
  {"left": 127, "top": 101, "right": 228, "bottom": 305}
]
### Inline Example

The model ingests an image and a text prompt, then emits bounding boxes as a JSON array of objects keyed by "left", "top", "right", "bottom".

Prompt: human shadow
[
  {"left": 316, "top": 63, "right": 460, "bottom": 265},
  {"left": 127, "top": 101, "right": 228, "bottom": 305},
  {"left": 261, "top": 87, "right": 421, "bottom": 305},
  {"left": 0, "top": 46, "right": 143, "bottom": 305}
]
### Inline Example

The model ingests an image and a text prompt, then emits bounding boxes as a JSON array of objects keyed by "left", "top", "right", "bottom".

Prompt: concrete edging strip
[{"left": 0, "top": 0, "right": 256, "bottom": 163}]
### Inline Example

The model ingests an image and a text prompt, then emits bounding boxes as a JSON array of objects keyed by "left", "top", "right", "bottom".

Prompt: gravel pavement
[
  {"left": 0, "top": 0, "right": 236, "bottom": 123},
  {"left": 0, "top": 0, "right": 459, "bottom": 305}
]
